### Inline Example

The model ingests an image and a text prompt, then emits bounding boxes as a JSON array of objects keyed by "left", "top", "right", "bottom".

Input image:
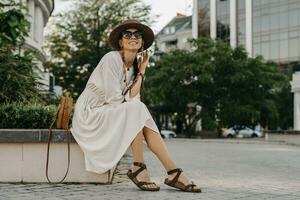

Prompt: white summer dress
[{"left": 70, "top": 51, "right": 160, "bottom": 174}]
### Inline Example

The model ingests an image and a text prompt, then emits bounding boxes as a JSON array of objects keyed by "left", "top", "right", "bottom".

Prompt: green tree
[
  {"left": 271, "top": 66, "right": 293, "bottom": 130},
  {"left": 0, "top": 1, "right": 47, "bottom": 104},
  {"left": 0, "top": 1, "right": 28, "bottom": 47},
  {"left": 45, "top": 0, "right": 155, "bottom": 98},
  {"left": 145, "top": 37, "right": 290, "bottom": 136},
  {"left": 144, "top": 49, "right": 197, "bottom": 135}
]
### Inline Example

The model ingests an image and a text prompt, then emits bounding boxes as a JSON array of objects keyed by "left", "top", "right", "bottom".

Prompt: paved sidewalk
[{"left": 0, "top": 139, "right": 300, "bottom": 200}]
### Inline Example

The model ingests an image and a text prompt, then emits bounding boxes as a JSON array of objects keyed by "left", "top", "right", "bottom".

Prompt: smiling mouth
[{"left": 129, "top": 41, "right": 138, "bottom": 45}]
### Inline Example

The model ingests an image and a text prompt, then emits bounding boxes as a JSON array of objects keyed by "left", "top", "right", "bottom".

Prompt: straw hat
[{"left": 109, "top": 19, "right": 154, "bottom": 50}]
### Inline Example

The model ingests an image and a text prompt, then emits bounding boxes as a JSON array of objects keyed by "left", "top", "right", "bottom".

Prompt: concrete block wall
[{"left": 0, "top": 129, "right": 117, "bottom": 183}]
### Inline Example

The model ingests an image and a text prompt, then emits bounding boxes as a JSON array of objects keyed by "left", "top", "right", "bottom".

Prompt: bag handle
[{"left": 45, "top": 97, "right": 72, "bottom": 184}]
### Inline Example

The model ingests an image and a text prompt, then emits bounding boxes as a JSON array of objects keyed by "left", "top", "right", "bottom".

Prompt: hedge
[{"left": 0, "top": 102, "right": 58, "bottom": 128}]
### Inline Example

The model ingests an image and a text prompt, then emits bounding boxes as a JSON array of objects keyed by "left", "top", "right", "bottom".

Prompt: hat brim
[{"left": 109, "top": 22, "right": 154, "bottom": 50}]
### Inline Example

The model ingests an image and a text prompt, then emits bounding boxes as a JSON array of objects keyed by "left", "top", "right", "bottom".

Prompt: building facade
[
  {"left": 21, "top": 0, "right": 60, "bottom": 95},
  {"left": 193, "top": 0, "right": 300, "bottom": 67},
  {"left": 155, "top": 13, "right": 193, "bottom": 53}
]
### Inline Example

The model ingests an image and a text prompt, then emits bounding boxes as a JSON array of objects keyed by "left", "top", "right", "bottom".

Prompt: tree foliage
[
  {"left": 0, "top": 1, "right": 29, "bottom": 47},
  {"left": 145, "top": 37, "right": 291, "bottom": 135},
  {"left": 0, "top": 1, "right": 47, "bottom": 104}
]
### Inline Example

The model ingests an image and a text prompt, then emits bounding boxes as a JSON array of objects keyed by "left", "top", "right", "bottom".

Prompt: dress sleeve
[{"left": 101, "top": 54, "right": 125, "bottom": 104}]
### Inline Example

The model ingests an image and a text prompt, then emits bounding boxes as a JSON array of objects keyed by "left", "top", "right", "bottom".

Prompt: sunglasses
[{"left": 122, "top": 30, "right": 143, "bottom": 39}]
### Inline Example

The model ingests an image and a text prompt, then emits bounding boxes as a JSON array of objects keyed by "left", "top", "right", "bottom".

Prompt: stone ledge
[
  {"left": 0, "top": 129, "right": 76, "bottom": 143},
  {"left": 0, "top": 143, "right": 116, "bottom": 183},
  {"left": 265, "top": 130, "right": 300, "bottom": 135},
  {"left": 265, "top": 133, "right": 300, "bottom": 146},
  {"left": 0, "top": 129, "right": 119, "bottom": 183}
]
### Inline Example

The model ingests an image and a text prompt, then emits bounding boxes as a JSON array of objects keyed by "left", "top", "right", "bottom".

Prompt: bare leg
[
  {"left": 129, "top": 129, "right": 158, "bottom": 189},
  {"left": 142, "top": 127, "right": 177, "bottom": 171},
  {"left": 143, "top": 126, "right": 200, "bottom": 188},
  {"left": 130, "top": 129, "right": 145, "bottom": 163}
]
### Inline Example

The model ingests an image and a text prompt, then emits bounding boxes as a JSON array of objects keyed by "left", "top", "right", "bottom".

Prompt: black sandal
[
  {"left": 127, "top": 162, "right": 160, "bottom": 191},
  {"left": 164, "top": 168, "right": 202, "bottom": 193}
]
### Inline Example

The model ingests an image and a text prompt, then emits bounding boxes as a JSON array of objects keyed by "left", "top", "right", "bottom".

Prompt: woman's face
[{"left": 119, "top": 28, "right": 143, "bottom": 52}]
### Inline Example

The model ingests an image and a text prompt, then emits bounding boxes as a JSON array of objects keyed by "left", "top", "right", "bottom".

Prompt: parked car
[
  {"left": 222, "top": 126, "right": 263, "bottom": 138},
  {"left": 238, "top": 127, "right": 263, "bottom": 138},
  {"left": 160, "top": 130, "right": 177, "bottom": 139}
]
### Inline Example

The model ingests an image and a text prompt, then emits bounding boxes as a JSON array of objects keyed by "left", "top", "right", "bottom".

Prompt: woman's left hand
[{"left": 139, "top": 50, "right": 149, "bottom": 73}]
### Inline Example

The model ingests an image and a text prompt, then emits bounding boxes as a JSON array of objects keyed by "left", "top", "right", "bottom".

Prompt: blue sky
[{"left": 53, "top": 0, "right": 193, "bottom": 33}]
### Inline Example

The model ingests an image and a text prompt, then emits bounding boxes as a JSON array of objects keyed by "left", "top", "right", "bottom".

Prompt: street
[{"left": 1, "top": 139, "right": 300, "bottom": 200}]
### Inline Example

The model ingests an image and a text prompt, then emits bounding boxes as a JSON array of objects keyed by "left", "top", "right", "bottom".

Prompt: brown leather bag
[{"left": 46, "top": 96, "right": 73, "bottom": 184}]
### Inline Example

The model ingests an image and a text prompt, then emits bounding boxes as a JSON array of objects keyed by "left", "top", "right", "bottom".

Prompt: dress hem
[{"left": 82, "top": 118, "right": 159, "bottom": 175}]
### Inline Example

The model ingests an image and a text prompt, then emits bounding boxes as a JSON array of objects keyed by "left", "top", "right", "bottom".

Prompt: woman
[{"left": 70, "top": 19, "right": 201, "bottom": 193}]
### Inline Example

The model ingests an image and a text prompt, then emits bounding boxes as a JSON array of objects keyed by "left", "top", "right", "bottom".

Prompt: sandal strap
[
  {"left": 131, "top": 162, "right": 147, "bottom": 177},
  {"left": 137, "top": 181, "right": 157, "bottom": 186},
  {"left": 133, "top": 161, "right": 147, "bottom": 168},
  {"left": 168, "top": 168, "right": 183, "bottom": 186},
  {"left": 167, "top": 167, "right": 182, "bottom": 175},
  {"left": 184, "top": 183, "right": 197, "bottom": 191}
]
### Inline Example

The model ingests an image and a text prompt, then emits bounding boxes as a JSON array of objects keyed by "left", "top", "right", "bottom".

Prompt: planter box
[{"left": 0, "top": 129, "right": 118, "bottom": 183}]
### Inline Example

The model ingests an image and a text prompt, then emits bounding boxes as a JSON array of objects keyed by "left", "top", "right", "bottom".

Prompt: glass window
[
  {"left": 289, "top": 38, "right": 298, "bottom": 58},
  {"left": 261, "top": 0, "right": 269, "bottom": 5},
  {"left": 253, "top": 36, "right": 261, "bottom": 43},
  {"left": 261, "top": 7, "right": 269, "bottom": 15},
  {"left": 238, "top": 20, "right": 245, "bottom": 35},
  {"left": 299, "top": 30, "right": 300, "bottom": 57},
  {"left": 272, "top": 0, "right": 280, "bottom": 4},
  {"left": 270, "top": 33, "right": 280, "bottom": 40},
  {"left": 270, "top": 5, "right": 280, "bottom": 14},
  {"left": 280, "top": 32, "right": 288, "bottom": 40},
  {"left": 270, "top": 40, "right": 279, "bottom": 59},
  {"left": 261, "top": 15, "right": 269, "bottom": 32},
  {"left": 164, "top": 27, "right": 169, "bottom": 34},
  {"left": 280, "top": 12, "right": 289, "bottom": 29},
  {"left": 289, "top": 2, "right": 298, "bottom": 11},
  {"left": 170, "top": 26, "right": 175, "bottom": 34},
  {"left": 217, "top": 0, "right": 221, "bottom": 14},
  {"left": 253, "top": 43, "right": 261, "bottom": 57},
  {"left": 161, "top": 43, "right": 166, "bottom": 52},
  {"left": 253, "top": 17, "right": 261, "bottom": 33},
  {"left": 261, "top": 35, "right": 269, "bottom": 42},
  {"left": 238, "top": 0, "right": 245, "bottom": 10},
  {"left": 199, "top": 0, "right": 210, "bottom": 9},
  {"left": 280, "top": 39, "right": 288, "bottom": 59},
  {"left": 238, "top": 36, "right": 246, "bottom": 46},
  {"left": 289, "top": 30, "right": 299, "bottom": 38},
  {"left": 253, "top": 8, "right": 261, "bottom": 17},
  {"left": 299, "top": 7, "right": 300, "bottom": 26},
  {"left": 253, "top": 0, "right": 260, "bottom": 7},
  {"left": 270, "top": 14, "right": 280, "bottom": 30},
  {"left": 261, "top": 42, "right": 270, "bottom": 59},
  {"left": 280, "top": 5, "right": 288, "bottom": 12},
  {"left": 239, "top": 12, "right": 245, "bottom": 20},
  {"left": 219, "top": 0, "right": 228, "bottom": 15},
  {"left": 289, "top": 10, "right": 298, "bottom": 27}
]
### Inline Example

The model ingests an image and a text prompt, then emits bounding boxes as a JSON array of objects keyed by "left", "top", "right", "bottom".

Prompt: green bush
[{"left": 0, "top": 102, "right": 58, "bottom": 128}]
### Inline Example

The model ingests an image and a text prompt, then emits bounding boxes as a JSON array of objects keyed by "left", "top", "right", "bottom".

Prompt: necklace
[
  {"left": 119, "top": 51, "right": 133, "bottom": 90},
  {"left": 120, "top": 51, "right": 133, "bottom": 71}
]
